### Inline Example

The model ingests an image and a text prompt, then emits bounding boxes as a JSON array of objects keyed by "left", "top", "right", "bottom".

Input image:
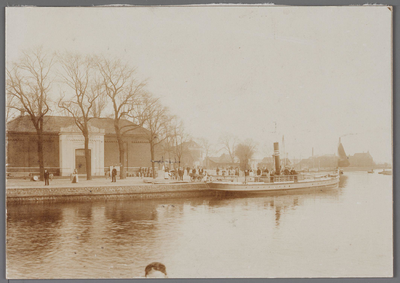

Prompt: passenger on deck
[{"left": 262, "top": 167, "right": 268, "bottom": 176}]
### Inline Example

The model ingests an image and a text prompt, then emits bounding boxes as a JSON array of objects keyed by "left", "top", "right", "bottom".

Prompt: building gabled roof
[
  {"left": 180, "top": 140, "right": 202, "bottom": 149},
  {"left": 7, "top": 115, "right": 150, "bottom": 136},
  {"left": 261, "top": 157, "right": 274, "bottom": 163},
  {"left": 207, "top": 153, "right": 235, "bottom": 164},
  {"left": 207, "top": 157, "right": 221, "bottom": 163},
  {"left": 219, "top": 153, "right": 234, "bottom": 163}
]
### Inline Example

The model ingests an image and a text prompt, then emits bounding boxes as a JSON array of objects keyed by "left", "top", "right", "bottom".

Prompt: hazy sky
[{"left": 6, "top": 6, "right": 392, "bottom": 163}]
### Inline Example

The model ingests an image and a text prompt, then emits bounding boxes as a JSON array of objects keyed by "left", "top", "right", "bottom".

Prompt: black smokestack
[{"left": 274, "top": 142, "right": 280, "bottom": 175}]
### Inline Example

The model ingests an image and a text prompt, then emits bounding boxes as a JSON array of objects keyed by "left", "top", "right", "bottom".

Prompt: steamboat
[{"left": 208, "top": 142, "right": 341, "bottom": 192}]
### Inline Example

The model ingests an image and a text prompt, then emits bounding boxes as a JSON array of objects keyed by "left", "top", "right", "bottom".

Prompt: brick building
[{"left": 7, "top": 115, "right": 152, "bottom": 176}]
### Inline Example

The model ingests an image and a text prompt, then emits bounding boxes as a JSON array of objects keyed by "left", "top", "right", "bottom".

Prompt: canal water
[{"left": 6, "top": 172, "right": 392, "bottom": 278}]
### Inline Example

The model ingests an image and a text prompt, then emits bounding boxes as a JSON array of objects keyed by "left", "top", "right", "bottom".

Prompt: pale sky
[{"left": 6, "top": 6, "right": 392, "bottom": 163}]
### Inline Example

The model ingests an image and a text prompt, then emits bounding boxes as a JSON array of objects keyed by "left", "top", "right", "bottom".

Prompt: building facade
[
  {"left": 7, "top": 116, "right": 152, "bottom": 176},
  {"left": 205, "top": 153, "right": 238, "bottom": 169},
  {"left": 179, "top": 140, "right": 204, "bottom": 167},
  {"left": 348, "top": 152, "right": 375, "bottom": 167}
]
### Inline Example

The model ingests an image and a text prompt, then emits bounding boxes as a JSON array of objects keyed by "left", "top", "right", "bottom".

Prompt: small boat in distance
[
  {"left": 368, "top": 169, "right": 374, "bottom": 173},
  {"left": 378, "top": 169, "right": 392, "bottom": 175}
]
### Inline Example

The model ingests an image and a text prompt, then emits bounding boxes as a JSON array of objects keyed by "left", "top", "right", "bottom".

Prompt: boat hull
[{"left": 207, "top": 176, "right": 340, "bottom": 192}]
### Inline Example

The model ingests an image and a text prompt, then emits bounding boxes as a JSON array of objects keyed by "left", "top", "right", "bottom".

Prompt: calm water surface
[{"left": 7, "top": 172, "right": 392, "bottom": 278}]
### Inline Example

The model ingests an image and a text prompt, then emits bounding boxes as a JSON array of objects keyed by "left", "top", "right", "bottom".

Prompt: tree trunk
[
  {"left": 37, "top": 127, "right": 45, "bottom": 181},
  {"left": 118, "top": 146, "right": 126, "bottom": 179},
  {"left": 151, "top": 144, "right": 156, "bottom": 179},
  {"left": 84, "top": 133, "right": 92, "bottom": 180},
  {"left": 115, "top": 123, "right": 126, "bottom": 179}
]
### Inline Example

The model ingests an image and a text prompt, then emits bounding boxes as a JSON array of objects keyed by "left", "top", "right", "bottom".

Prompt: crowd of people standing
[
  {"left": 40, "top": 164, "right": 298, "bottom": 186},
  {"left": 162, "top": 165, "right": 297, "bottom": 182}
]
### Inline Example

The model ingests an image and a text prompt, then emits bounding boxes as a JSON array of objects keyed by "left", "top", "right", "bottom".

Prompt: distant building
[
  {"left": 179, "top": 140, "right": 204, "bottom": 167},
  {"left": 348, "top": 152, "right": 375, "bottom": 167},
  {"left": 258, "top": 157, "right": 274, "bottom": 169},
  {"left": 293, "top": 152, "right": 376, "bottom": 170},
  {"left": 295, "top": 155, "right": 338, "bottom": 170},
  {"left": 258, "top": 156, "right": 291, "bottom": 170},
  {"left": 205, "top": 153, "right": 238, "bottom": 169},
  {"left": 7, "top": 115, "right": 152, "bottom": 176},
  {"left": 249, "top": 158, "right": 262, "bottom": 169}
]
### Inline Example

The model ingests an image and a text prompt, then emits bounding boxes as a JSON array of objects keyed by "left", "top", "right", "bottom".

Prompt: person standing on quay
[
  {"left": 179, "top": 167, "right": 184, "bottom": 181},
  {"left": 44, "top": 169, "right": 50, "bottom": 186},
  {"left": 235, "top": 167, "right": 240, "bottom": 182},
  {"left": 72, "top": 168, "right": 79, "bottom": 183},
  {"left": 112, "top": 167, "right": 117, "bottom": 182}
]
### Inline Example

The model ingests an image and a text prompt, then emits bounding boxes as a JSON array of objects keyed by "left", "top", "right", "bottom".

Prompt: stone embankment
[{"left": 7, "top": 183, "right": 214, "bottom": 203}]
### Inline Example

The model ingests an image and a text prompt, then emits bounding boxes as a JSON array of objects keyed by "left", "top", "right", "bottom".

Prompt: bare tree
[
  {"left": 235, "top": 139, "right": 257, "bottom": 171},
  {"left": 219, "top": 132, "right": 238, "bottom": 163},
  {"left": 90, "top": 88, "right": 108, "bottom": 118},
  {"left": 139, "top": 96, "right": 171, "bottom": 179},
  {"left": 198, "top": 137, "right": 213, "bottom": 168},
  {"left": 170, "top": 117, "right": 190, "bottom": 167},
  {"left": 6, "top": 94, "right": 18, "bottom": 123},
  {"left": 159, "top": 116, "right": 176, "bottom": 166},
  {"left": 58, "top": 53, "right": 102, "bottom": 180},
  {"left": 96, "top": 57, "right": 146, "bottom": 179},
  {"left": 6, "top": 48, "right": 55, "bottom": 180}
]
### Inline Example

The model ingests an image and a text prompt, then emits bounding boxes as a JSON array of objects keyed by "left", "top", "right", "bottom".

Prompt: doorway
[{"left": 75, "top": 149, "right": 90, "bottom": 174}]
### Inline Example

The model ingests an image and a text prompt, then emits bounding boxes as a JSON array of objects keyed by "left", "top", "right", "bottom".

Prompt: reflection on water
[{"left": 7, "top": 172, "right": 392, "bottom": 278}]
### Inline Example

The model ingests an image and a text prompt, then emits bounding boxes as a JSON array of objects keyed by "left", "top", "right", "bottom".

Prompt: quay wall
[{"left": 7, "top": 183, "right": 214, "bottom": 203}]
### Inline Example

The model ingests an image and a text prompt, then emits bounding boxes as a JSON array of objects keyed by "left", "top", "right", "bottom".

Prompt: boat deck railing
[
  {"left": 210, "top": 170, "right": 339, "bottom": 184},
  {"left": 255, "top": 171, "right": 338, "bottom": 183}
]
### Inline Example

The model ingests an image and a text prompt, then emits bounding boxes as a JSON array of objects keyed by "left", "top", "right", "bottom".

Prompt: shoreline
[{"left": 7, "top": 182, "right": 213, "bottom": 203}]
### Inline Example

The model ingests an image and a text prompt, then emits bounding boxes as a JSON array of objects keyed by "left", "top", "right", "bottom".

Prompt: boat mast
[
  {"left": 274, "top": 142, "right": 281, "bottom": 175},
  {"left": 282, "top": 135, "right": 286, "bottom": 168}
]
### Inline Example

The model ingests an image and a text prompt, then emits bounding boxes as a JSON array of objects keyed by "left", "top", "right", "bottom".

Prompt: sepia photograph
[{"left": 5, "top": 6, "right": 393, "bottom": 278}]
